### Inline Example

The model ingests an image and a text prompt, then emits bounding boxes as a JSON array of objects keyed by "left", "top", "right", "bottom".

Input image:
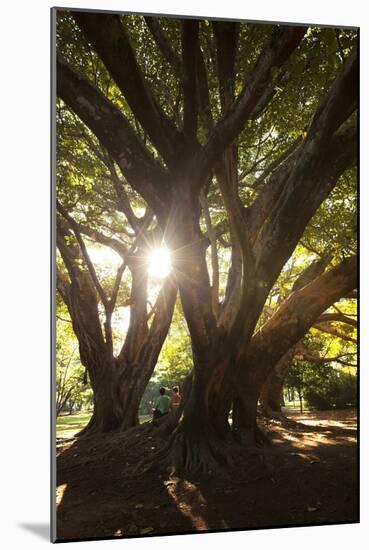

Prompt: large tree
[{"left": 56, "top": 12, "right": 357, "bottom": 469}]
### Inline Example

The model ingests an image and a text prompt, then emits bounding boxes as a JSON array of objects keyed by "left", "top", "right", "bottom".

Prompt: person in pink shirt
[{"left": 170, "top": 386, "right": 181, "bottom": 412}]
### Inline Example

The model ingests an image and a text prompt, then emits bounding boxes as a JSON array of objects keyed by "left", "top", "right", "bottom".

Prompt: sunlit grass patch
[
  {"left": 56, "top": 412, "right": 153, "bottom": 438},
  {"left": 56, "top": 412, "right": 92, "bottom": 438}
]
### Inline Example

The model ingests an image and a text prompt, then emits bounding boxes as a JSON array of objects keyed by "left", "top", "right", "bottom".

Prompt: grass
[
  {"left": 56, "top": 412, "right": 152, "bottom": 438},
  {"left": 56, "top": 405, "right": 311, "bottom": 438}
]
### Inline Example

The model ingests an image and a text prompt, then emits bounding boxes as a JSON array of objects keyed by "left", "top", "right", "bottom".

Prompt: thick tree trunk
[
  {"left": 167, "top": 373, "right": 235, "bottom": 474},
  {"left": 232, "top": 391, "right": 259, "bottom": 443},
  {"left": 230, "top": 365, "right": 272, "bottom": 446},
  {"left": 78, "top": 277, "right": 177, "bottom": 436},
  {"left": 161, "top": 191, "right": 237, "bottom": 471},
  {"left": 218, "top": 257, "right": 357, "bottom": 447},
  {"left": 259, "top": 371, "right": 285, "bottom": 419},
  {"left": 78, "top": 359, "right": 140, "bottom": 436},
  {"left": 259, "top": 349, "right": 295, "bottom": 420}
]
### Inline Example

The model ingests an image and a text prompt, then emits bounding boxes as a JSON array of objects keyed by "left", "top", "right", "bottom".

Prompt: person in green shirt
[{"left": 153, "top": 387, "right": 170, "bottom": 420}]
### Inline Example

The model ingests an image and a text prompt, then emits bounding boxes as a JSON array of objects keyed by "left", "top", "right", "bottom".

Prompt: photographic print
[{"left": 52, "top": 7, "right": 358, "bottom": 542}]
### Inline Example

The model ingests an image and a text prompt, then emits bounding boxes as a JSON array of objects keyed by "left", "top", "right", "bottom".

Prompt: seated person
[
  {"left": 170, "top": 386, "right": 181, "bottom": 412},
  {"left": 153, "top": 387, "right": 170, "bottom": 419}
]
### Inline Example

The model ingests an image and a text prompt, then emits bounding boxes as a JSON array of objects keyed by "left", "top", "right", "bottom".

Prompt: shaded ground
[{"left": 56, "top": 408, "right": 358, "bottom": 541}]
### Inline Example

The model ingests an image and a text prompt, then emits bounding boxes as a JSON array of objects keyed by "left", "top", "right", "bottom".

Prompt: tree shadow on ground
[
  {"left": 56, "top": 427, "right": 197, "bottom": 540},
  {"left": 187, "top": 410, "right": 358, "bottom": 531},
  {"left": 55, "top": 410, "right": 358, "bottom": 541}
]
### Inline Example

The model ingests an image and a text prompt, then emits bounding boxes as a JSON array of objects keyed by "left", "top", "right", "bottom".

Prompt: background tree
[
  {"left": 259, "top": 168, "right": 357, "bottom": 420},
  {"left": 56, "top": 302, "right": 92, "bottom": 416}
]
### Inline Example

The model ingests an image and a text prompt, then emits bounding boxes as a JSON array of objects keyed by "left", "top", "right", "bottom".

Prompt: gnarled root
[
  {"left": 76, "top": 414, "right": 98, "bottom": 438},
  {"left": 134, "top": 426, "right": 236, "bottom": 477},
  {"left": 167, "top": 429, "right": 235, "bottom": 475},
  {"left": 255, "top": 424, "right": 272, "bottom": 446},
  {"left": 233, "top": 422, "right": 271, "bottom": 447}
]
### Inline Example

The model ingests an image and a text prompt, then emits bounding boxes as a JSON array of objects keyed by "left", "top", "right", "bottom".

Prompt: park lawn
[
  {"left": 56, "top": 413, "right": 92, "bottom": 438},
  {"left": 56, "top": 407, "right": 311, "bottom": 438},
  {"left": 56, "top": 412, "right": 152, "bottom": 438}
]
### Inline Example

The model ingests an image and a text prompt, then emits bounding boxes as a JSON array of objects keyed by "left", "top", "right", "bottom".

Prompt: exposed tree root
[
  {"left": 134, "top": 423, "right": 246, "bottom": 478},
  {"left": 76, "top": 414, "right": 98, "bottom": 438},
  {"left": 169, "top": 430, "right": 236, "bottom": 475},
  {"left": 232, "top": 420, "right": 272, "bottom": 448},
  {"left": 255, "top": 424, "right": 272, "bottom": 446}
]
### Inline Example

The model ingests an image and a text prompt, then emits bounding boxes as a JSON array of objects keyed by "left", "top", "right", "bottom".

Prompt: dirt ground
[{"left": 55, "top": 408, "right": 358, "bottom": 541}]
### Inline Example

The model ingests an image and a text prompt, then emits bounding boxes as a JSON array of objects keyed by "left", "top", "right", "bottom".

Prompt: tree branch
[
  {"left": 57, "top": 56, "right": 170, "bottom": 219},
  {"left": 212, "top": 21, "right": 239, "bottom": 112},
  {"left": 104, "top": 156, "right": 142, "bottom": 232},
  {"left": 307, "top": 45, "right": 357, "bottom": 144},
  {"left": 144, "top": 16, "right": 183, "bottom": 80},
  {"left": 316, "top": 312, "right": 357, "bottom": 327},
  {"left": 126, "top": 274, "right": 178, "bottom": 393},
  {"left": 196, "top": 25, "right": 306, "bottom": 182},
  {"left": 196, "top": 23, "right": 213, "bottom": 133},
  {"left": 291, "top": 256, "right": 331, "bottom": 292},
  {"left": 313, "top": 322, "right": 357, "bottom": 344},
  {"left": 295, "top": 342, "right": 356, "bottom": 366},
  {"left": 246, "top": 255, "right": 357, "bottom": 379},
  {"left": 254, "top": 123, "right": 357, "bottom": 288},
  {"left": 73, "top": 12, "right": 183, "bottom": 166},
  {"left": 108, "top": 212, "right": 154, "bottom": 316},
  {"left": 56, "top": 265, "right": 72, "bottom": 307},
  {"left": 78, "top": 224, "right": 128, "bottom": 258},
  {"left": 182, "top": 20, "right": 200, "bottom": 142},
  {"left": 57, "top": 201, "right": 110, "bottom": 310},
  {"left": 251, "top": 134, "right": 303, "bottom": 189},
  {"left": 56, "top": 223, "right": 107, "bottom": 364}
]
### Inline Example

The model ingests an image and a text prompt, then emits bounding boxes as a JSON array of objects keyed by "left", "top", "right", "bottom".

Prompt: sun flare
[{"left": 147, "top": 246, "right": 172, "bottom": 279}]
